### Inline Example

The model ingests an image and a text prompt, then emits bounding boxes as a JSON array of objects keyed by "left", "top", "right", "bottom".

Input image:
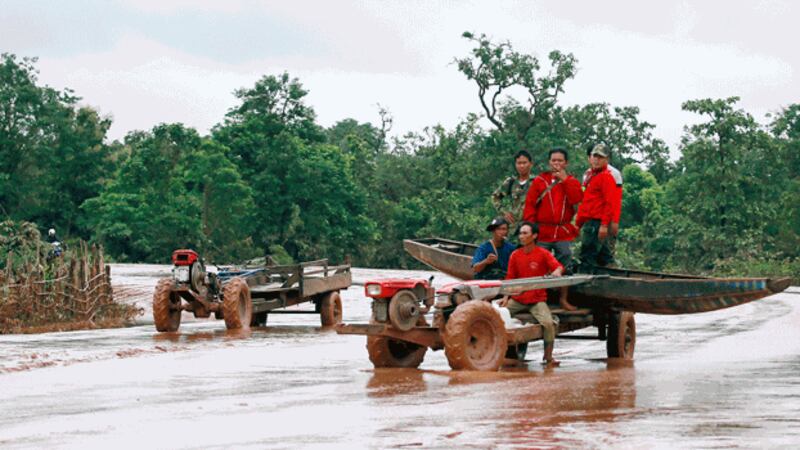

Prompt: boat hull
[{"left": 403, "top": 238, "right": 791, "bottom": 315}]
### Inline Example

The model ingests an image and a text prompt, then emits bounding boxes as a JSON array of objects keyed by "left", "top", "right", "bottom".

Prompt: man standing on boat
[
  {"left": 492, "top": 150, "right": 534, "bottom": 226},
  {"left": 576, "top": 144, "right": 620, "bottom": 268},
  {"left": 582, "top": 144, "right": 623, "bottom": 258},
  {"left": 523, "top": 148, "right": 583, "bottom": 270},
  {"left": 523, "top": 147, "right": 582, "bottom": 310},
  {"left": 472, "top": 217, "right": 517, "bottom": 280},
  {"left": 500, "top": 221, "right": 564, "bottom": 367}
]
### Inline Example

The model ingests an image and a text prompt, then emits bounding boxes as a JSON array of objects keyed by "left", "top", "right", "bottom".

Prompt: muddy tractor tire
[
  {"left": 251, "top": 312, "right": 268, "bottom": 327},
  {"left": 153, "top": 278, "right": 182, "bottom": 332},
  {"left": 319, "top": 291, "right": 343, "bottom": 326},
  {"left": 367, "top": 317, "right": 428, "bottom": 368},
  {"left": 607, "top": 311, "right": 636, "bottom": 359},
  {"left": 222, "top": 277, "right": 252, "bottom": 330},
  {"left": 444, "top": 301, "right": 508, "bottom": 371},
  {"left": 388, "top": 289, "right": 421, "bottom": 332}
]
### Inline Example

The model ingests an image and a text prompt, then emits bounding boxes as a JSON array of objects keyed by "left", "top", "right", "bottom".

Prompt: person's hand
[
  {"left": 553, "top": 169, "right": 568, "bottom": 182},
  {"left": 485, "top": 253, "right": 498, "bottom": 265},
  {"left": 498, "top": 296, "right": 509, "bottom": 307},
  {"left": 598, "top": 225, "right": 608, "bottom": 240},
  {"left": 610, "top": 222, "right": 619, "bottom": 237},
  {"left": 504, "top": 212, "right": 515, "bottom": 223}
]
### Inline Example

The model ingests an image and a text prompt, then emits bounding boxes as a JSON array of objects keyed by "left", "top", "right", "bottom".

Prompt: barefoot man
[{"left": 500, "top": 221, "right": 564, "bottom": 367}]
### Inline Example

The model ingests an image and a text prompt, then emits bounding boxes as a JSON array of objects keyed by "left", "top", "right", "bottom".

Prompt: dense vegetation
[{"left": 1, "top": 33, "right": 798, "bottom": 281}]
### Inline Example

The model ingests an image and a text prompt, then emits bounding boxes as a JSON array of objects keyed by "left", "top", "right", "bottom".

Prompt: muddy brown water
[{"left": 0, "top": 264, "right": 798, "bottom": 448}]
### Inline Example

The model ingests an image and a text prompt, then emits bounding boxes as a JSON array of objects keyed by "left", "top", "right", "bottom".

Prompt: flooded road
[{"left": 1, "top": 265, "right": 798, "bottom": 448}]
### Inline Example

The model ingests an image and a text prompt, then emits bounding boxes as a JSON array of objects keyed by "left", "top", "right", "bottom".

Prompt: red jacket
[
  {"left": 583, "top": 166, "right": 623, "bottom": 223},
  {"left": 505, "top": 245, "right": 563, "bottom": 304},
  {"left": 576, "top": 166, "right": 617, "bottom": 227},
  {"left": 522, "top": 172, "right": 583, "bottom": 242}
]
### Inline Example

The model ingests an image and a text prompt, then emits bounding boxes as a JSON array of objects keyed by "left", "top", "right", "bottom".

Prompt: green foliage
[
  {"left": 214, "top": 75, "right": 377, "bottom": 263},
  {"left": 659, "top": 98, "right": 781, "bottom": 270},
  {"left": 83, "top": 124, "right": 257, "bottom": 263},
  {"left": 556, "top": 104, "right": 671, "bottom": 178},
  {"left": 0, "top": 54, "right": 116, "bottom": 239},
  {"left": 3, "top": 37, "right": 797, "bottom": 281},
  {"left": 456, "top": 32, "right": 577, "bottom": 138},
  {"left": 0, "top": 220, "right": 46, "bottom": 271}
]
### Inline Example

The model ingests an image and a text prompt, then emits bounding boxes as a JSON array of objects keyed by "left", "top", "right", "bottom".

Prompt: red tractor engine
[
  {"left": 171, "top": 249, "right": 206, "bottom": 293},
  {"left": 363, "top": 278, "right": 434, "bottom": 331}
]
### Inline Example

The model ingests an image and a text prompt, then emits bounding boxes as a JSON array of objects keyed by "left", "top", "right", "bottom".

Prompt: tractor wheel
[
  {"left": 505, "top": 342, "right": 528, "bottom": 362},
  {"left": 319, "top": 291, "right": 343, "bottom": 326},
  {"left": 444, "top": 301, "right": 507, "bottom": 371},
  {"left": 223, "top": 277, "right": 252, "bottom": 330},
  {"left": 153, "top": 278, "right": 182, "bottom": 332},
  {"left": 251, "top": 312, "right": 268, "bottom": 327},
  {"left": 388, "top": 289, "right": 421, "bottom": 331},
  {"left": 607, "top": 311, "right": 636, "bottom": 359},
  {"left": 366, "top": 317, "right": 428, "bottom": 368}
]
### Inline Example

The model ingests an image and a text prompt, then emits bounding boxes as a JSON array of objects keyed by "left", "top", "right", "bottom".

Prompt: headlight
[
  {"left": 365, "top": 284, "right": 382, "bottom": 297},
  {"left": 173, "top": 266, "right": 190, "bottom": 283}
]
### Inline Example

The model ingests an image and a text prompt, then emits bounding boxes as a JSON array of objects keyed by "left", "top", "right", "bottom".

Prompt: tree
[
  {"left": 557, "top": 103, "right": 671, "bottom": 179},
  {"left": 662, "top": 97, "right": 779, "bottom": 270},
  {"left": 769, "top": 104, "right": 800, "bottom": 256},
  {"left": 83, "top": 124, "right": 256, "bottom": 262},
  {"left": 455, "top": 32, "right": 577, "bottom": 140},
  {"left": 0, "top": 53, "right": 116, "bottom": 238},
  {"left": 214, "top": 74, "right": 376, "bottom": 262}
]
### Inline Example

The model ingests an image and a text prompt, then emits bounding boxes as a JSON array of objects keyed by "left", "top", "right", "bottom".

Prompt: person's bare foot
[
  {"left": 542, "top": 359, "right": 560, "bottom": 367},
  {"left": 558, "top": 286, "right": 576, "bottom": 311},
  {"left": 559, "top": 299, "right": 577, "bottom": 312}
]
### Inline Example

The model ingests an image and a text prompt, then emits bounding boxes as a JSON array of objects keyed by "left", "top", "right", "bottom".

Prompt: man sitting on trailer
[
  {"left": 472, "top": 217, "right": 517, "bottom": 280},
  {"left": 500, "top": 221, "right": 564, "bottom": 367}
]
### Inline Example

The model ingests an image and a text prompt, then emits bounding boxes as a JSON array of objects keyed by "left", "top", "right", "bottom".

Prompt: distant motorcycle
[{"left": 47, "top": 241, "right": 63, "bottom": 261}]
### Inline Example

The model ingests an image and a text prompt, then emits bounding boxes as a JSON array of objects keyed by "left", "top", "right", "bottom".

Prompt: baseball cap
[
  {"left": 590, "top": 144, "right": 609, "bottom": 158},
  {"left": 486, "top": 216, "right": 509, "bottom": 231}
]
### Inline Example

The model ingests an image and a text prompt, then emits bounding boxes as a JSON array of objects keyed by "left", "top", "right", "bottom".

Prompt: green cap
[{"left": 591, "top": 144, "right": 609, "bottom": 158}]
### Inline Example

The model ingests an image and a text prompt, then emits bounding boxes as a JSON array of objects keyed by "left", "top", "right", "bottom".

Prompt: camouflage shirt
[{"left": 491, "top": 176, "right": 533, "bottom": 223}]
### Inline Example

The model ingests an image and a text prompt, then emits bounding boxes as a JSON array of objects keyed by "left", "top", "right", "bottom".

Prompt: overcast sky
[{"left": 2, "top": 0, "right": 797, "bottom": 151}]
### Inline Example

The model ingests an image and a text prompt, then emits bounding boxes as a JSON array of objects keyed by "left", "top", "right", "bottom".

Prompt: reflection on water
[
  {"left": 0, "top": 265, "right": 797, "bottom": 448},
  {"left": 367, "top": 368, "right": 428, "bottom": 398},
  {"left": 490, "top": 365, "right": 637, "bottom": 447}
]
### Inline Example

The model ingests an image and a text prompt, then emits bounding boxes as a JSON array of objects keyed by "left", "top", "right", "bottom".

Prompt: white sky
[{"left": 2, "top": 0, "right": 797, "bottom": 152}]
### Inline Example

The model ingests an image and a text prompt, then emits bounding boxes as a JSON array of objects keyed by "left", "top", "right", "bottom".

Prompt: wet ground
[{"left": 1, "top": 265, "right": 798, "bottom": 448}]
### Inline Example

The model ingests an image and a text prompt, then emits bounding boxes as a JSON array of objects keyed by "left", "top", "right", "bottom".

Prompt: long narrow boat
[{"left": 403, "top": 237, "right": 792, "bottom": 315}]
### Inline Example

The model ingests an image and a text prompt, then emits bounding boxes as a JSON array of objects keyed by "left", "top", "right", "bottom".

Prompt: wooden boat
[{"left": 403, "top": 237, "right": 792, "bottom": 315}]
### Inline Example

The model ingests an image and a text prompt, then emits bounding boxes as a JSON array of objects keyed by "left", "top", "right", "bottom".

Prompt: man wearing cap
[
  {"left": 576, "top": 144, "right": 619, "bottom": 267},
  {"left": 492, "top": 150, "right": 534, "bottom": 226},
  {"left": 582, "top": 145, "right": 623, "bottom": 255},
  {"left": 499, "top": 221, "right": 564, "bottom": 366},
  {"left": 472, "top": 217, "right": 517, "bottom": 280}
]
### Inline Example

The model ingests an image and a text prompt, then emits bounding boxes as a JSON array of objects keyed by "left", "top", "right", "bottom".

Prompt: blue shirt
[{"left": 471, "top": 240, "right": 517, "bottom": 279}]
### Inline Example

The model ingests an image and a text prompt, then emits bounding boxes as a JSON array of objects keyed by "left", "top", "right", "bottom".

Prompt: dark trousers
[{"left": 579, "top": 219, "right": 615, "bottom": 268}]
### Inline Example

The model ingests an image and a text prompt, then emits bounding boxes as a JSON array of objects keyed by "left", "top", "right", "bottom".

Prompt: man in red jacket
[
  {"left": 523, "top": 148, "right": 583, "bottom": 269},
  {"left": 582, "top": 145, "right": 623, "bottom": 256},
  {"left": 576, "top": 144, "right": 618, "bottom": 268},
  {"left": 523, "top": 148, "right": 582, "bottom": 311},
  {"left": 500, "top": 221, "right": 564, "bottom": 367}
]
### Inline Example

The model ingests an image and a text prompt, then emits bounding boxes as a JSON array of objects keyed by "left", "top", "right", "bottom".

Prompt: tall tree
[
  {"left": 455, "top": 32, "right": 577, "bottom": 140},
  {"left": 0, "top": 53, "right": 115, "bottom": 238},
  {"left": 663, "top": 97, "right": 778, "bottom": 269},
  {"left": 214, "top": 74, "right": 375, "bottom": 262},
  {"left": 83, "top": 124, "right": 256, "bottom": 262}
]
